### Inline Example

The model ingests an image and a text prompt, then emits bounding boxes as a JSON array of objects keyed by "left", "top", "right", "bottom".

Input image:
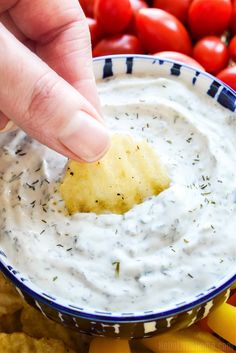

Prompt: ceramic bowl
[{"left": 0, "top": 55, "right": 235, "bottom": 339}]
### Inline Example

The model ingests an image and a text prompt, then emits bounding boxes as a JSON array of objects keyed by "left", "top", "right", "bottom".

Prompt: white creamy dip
[{"left": 0, "top": 75, "right": 236, "bottom": 312}]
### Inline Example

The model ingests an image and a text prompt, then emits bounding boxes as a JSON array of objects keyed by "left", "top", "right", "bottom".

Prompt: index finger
[{"left": 7, "top": 0, "right": 101, "bottom": 112}]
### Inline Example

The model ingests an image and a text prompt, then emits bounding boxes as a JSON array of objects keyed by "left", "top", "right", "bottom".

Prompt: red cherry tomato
[
  {"left": 127, "top": 0, "right": 148, "bottom": 34},
  {"left": 136, "top": 9, "right": 192, "bottom": 55},
  {"left": 197, "top": 317, "right": 213, "bottom": 333},
  {"left": 130, "top": 0, "right": 148, "bottom": 15},
  {"left": 227, "top": 292, "right": 236, "bottom": 306},
  {"left": 154, "top": 51, "right": 205, "bottom": 71},
  {"left": 79, "top": 0, "right": 95, "bottom": 18},
  {"left": 193, "top": 36, "right": 229, "bottom": 74},
  {"left": 153, "top": 0, "right": 192, "bottom": 24},
  {"left": 94, "top": 0, "right": 133, "bottom": 34},
  {"left": 188, "top": 0, "right": 232, "bottom": 39},
  {"left": 93, "top": 34, "right": 144, "bottom": 57},
  {"left": 217, "top": 66, "right": 236, "bottom": 91},
  {"left": 87, "top": 18, "right": 103, "bottom": 47},
  {"left": 229, "top": 36, "right": 236, "bottom": 62},
  {"left": 231, "top": 0, "right": 236, "bottom": 34}
]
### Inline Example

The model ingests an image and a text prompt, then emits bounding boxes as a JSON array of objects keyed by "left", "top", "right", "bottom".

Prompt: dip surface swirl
[{"left": 0, "top": 75, "right": 236, "bottom": 312}]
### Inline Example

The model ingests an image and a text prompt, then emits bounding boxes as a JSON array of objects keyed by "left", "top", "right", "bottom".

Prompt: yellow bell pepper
[
  {"left": 207, "top": 302, "right": 236, "bottom": 346},
  {"left": 142, "top": 325, "right": 234, "bottom": 353},
  {"left": 89, "top": 338, "right": 131, "bottom": 353}
]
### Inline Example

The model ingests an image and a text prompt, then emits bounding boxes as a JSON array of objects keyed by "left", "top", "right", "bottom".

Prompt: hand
[{"left": 0, "top": 0, "right": 110, "bottom": 162}]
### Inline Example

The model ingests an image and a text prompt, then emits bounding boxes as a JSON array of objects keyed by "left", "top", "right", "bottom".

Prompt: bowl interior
[{"left": 0, "top": 55, "right": 235, "bottom": 323}]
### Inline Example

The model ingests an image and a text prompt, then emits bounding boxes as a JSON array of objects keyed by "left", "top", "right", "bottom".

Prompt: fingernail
[
  {"left": 59, "top": 111, "right": 110, "bottom": 162},
  {"left": 0, "top": 120, "right": 15, "bottom": 133}
]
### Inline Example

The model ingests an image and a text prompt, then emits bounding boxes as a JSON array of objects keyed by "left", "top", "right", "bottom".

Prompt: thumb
[{"left": 0, "top": 24, "right": 110, "bottom": 162}]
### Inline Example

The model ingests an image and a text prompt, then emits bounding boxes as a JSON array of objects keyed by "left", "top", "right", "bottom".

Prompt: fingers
[
  {"left": 0, "top": 112, "right": 9, "bottom": 130},
  {"left": 0, "top": 112, "right": 16, "bottom": 132},
  {"left": 9, "top": 0, "right": 101, "bottom": 112},
  {"left": 0, "top": 0, "right": 17, "bottom": 13},
  {"left": 0, "top": 24, "right": 110, "bottom": 162},
  {"left": 0, "top": 12, "right": 26, "bottom": 42}
]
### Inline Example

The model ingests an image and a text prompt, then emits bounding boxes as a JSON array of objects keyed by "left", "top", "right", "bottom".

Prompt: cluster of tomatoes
[{"left": 80, "top": 0, "right": 236, "bottom": 91}]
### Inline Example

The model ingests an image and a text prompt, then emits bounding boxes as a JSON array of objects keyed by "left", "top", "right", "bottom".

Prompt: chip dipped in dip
[{"left": 0, "top": 71, "right": 235, "bottom": 313}]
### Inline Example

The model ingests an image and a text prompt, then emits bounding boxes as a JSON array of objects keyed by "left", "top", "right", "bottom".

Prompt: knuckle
[
  {"left": 76, "top": 18, "right": 92, "bottom": 51},
  {"left": 25, "top": 71, "right": 59, "bottom": 130}
]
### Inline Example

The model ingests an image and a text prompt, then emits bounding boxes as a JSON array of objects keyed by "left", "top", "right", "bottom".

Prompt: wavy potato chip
[
  {"left": 0, "top": 333, "right": 76, "bottom": 353},
  {"left": 0, "top": 311, "right": 22, "bottom": 334},
  {"left": 0, "top": 273, "right": 23, "bottom": 317},
  {"left": 60, "top": 134, "right": 170, "bottom": 215},
  {"left": 21, "top": 304, "right": 91, "bottom": 351}
]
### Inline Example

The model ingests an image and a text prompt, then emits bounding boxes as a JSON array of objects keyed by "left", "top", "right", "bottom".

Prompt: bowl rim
[
  {"left": 0, "top": 261, "right": 235, "bottom": 323},
  {"left": 94, "top": 53, "right": 236, "bottom": 96},
  {"left": 0, "top": 54, "right": 235, "bottom": 323}
]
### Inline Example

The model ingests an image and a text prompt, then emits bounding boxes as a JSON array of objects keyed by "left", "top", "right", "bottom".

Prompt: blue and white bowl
[{"left": 0, "top": 55, "right": 235, "bottom": 339}]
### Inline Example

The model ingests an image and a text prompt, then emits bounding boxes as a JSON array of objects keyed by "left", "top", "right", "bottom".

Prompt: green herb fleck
[
  {"left": 9, "top": 172, "right": 24, "bottom": 183},
  {"left": 26, "top": 183, "right": 35, "bottom": 191},
  {"left": 201, "top": 192, "right": 211, "bottom": 196},
  {"left": 112, "top": 261, "right": 120, "bottom": 276},
  {"left": 200, "top": 184, "right": 207, "bottom": 190}
]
